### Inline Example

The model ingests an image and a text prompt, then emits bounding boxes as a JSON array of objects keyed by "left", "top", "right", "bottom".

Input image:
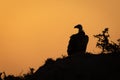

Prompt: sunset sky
[{"left": 0, "top": 0, "right": 120, "bottom": 75}]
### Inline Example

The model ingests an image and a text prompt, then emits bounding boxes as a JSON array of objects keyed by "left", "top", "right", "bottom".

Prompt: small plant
[{"left": 94, "top": 28, "right": 120, "bottom": 53}]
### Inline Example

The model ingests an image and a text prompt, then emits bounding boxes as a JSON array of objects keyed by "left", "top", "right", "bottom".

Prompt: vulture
[{"left": 67, "top": 24, "right": 89, "bottom": 56}]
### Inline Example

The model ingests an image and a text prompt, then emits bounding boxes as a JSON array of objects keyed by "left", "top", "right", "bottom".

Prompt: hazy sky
[{"left": 0, "top": 0, "right": 120, "bottom": 75}]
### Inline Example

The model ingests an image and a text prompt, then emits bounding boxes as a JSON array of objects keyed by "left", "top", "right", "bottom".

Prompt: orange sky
[{"left": 0, "top": 0, "right": 120, "bottom": 75}]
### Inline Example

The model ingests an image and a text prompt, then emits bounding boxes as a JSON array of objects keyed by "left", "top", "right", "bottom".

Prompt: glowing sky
[{"left": 0, "top": 0, "right": 120, "bottom": 75}]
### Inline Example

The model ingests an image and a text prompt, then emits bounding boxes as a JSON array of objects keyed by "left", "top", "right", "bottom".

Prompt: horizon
[{"left": 0, "top": 0, "right": 120, "bottom": 75}]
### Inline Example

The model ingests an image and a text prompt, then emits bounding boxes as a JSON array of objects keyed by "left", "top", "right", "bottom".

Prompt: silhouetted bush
[{"left": 94, "top": 28, "right": 120, "bottom": 54}]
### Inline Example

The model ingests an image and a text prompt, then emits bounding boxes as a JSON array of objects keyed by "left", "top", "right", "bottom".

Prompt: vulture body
[{"left": 67, "top": 24, "right": 89, "bottom": 56}]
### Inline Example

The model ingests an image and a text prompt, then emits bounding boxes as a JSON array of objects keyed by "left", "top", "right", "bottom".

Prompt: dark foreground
[{"left": 31, "top": 53, "right": 120, "bottom": 80}]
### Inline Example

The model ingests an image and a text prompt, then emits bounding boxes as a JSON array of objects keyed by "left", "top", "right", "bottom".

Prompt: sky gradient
[{"left": 0, "top": 0, "right": 120, "bottom": 75}]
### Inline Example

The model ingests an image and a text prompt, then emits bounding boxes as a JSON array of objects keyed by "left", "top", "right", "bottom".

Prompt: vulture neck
[{"left": 78, "top": 29, "right": 83, "bottom": 33}]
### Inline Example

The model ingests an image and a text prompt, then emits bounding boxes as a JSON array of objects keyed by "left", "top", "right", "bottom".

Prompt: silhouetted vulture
[{"left": 67, "top": 24, "right": 89, "bottom": 56}]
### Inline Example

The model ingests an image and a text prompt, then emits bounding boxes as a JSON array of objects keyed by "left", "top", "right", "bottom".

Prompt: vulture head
[{"left": 74, "top": 24, "right": 83, "bottom": 30}]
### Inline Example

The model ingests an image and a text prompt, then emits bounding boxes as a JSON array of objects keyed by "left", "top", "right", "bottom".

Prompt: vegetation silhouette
[
  {"left": 31, "top": 53, "right": 120, "bottom": 80},
  {"left": 0, "top": 26, "right": 120, "bottom": 80},
  {"left": 94, "top": 28, "right": 120, "bottom": 53},
  {"left": 0, "top": 68, "right": 35, "bottom": 80}
]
